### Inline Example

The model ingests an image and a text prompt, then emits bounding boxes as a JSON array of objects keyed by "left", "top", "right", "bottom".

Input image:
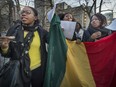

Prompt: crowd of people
[
  {"left": 0, "top": 6, "right": 114, "bottom": 87},
  {"left": 58, "top": 12, "right": 112, "bottom": 43}
]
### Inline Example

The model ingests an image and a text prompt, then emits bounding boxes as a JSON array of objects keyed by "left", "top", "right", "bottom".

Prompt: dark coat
[
  {"left": 82, "top": 27, "right": 111, "bottom": 42},
  {"left": 0, "top": 22, "right": 48, "bottom": 81}
]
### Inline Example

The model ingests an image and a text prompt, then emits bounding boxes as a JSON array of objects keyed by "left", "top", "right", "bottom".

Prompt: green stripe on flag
[{"left": 44, "top": 14, "right": 67, "bottom": 87}]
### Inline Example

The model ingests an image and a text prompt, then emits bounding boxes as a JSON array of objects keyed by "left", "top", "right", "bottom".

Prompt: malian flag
[{"left": 44, "top": 14, "right": 116, "bottom": 87}]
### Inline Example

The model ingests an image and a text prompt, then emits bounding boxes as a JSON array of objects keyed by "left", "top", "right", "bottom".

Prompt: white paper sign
[
  {"left": 47, "top": 4, "right": 56, "bottom": 22},
  {"left": 61, "top": 21, "right": 76, "bottom": 39},
  {"left": 106, "top": 19, "right": 116, "bottom": 31}
]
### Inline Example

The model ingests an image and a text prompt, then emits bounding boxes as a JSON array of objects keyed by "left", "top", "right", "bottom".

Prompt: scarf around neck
[{"left": 23, "top": 23, "right": 38, "bottom": 32}]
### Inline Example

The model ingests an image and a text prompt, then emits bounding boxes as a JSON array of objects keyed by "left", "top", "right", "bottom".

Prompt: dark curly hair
[{"left": 90, "top": 13, "right": 107, "bottom": 28}]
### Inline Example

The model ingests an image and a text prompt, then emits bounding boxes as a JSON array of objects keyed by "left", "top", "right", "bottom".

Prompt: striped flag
[
  {"left": 44, "top": 14, "right": 116, "bottom": 87},
  {"left": 61, "top": 32, "right": 116, "bottom": 87}
]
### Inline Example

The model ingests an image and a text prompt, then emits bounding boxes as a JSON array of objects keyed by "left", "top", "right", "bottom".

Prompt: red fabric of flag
[{"left": 84, "top": 32, "right": 116, "bottom": 87}]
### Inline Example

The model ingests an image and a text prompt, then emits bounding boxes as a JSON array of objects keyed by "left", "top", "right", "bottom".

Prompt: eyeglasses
[{"left": 20, "top": 10, "right": 31, "bottom": 15}]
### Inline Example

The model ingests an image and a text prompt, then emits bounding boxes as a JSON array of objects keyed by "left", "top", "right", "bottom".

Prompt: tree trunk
[
  {"left": 0, "top": 0, "right": 14, "bottom": 32},
  {"left": 34, "top": 0, "right": 51, "bottom": 30}
]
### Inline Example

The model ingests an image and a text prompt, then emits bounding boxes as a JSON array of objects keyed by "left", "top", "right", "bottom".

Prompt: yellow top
[
  {"left": 1, "top": 47, "right": 9, "bottom": 54},
  {"left": 24, "top": 31, "right": 41, "bottom": 70}
]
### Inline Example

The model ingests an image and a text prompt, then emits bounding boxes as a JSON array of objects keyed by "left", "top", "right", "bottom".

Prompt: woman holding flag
[{"left": 82, "top": 13, "right": 111, "bottom": 42}]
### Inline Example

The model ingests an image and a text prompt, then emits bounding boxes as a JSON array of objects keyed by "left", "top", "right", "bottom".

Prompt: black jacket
[
  {"left": 0, "top": 22, "right": 48, "bottom": 80},
  {"left": 82, "top": 27, "right": 111, "bottom": 42}
]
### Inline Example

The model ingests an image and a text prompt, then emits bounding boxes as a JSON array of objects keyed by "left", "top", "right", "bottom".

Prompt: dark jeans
[{"left": 24, "top": 66, "right": 44, "bottom": 87}]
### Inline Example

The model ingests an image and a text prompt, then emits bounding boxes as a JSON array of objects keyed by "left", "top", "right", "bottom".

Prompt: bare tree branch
[{"left": 99, "top": 0, "right": 103, "bottom": 13}]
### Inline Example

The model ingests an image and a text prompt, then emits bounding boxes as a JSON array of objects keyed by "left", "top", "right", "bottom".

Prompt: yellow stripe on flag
[{"left": 60, "top": 40, "right": 96, "bottom": 87}]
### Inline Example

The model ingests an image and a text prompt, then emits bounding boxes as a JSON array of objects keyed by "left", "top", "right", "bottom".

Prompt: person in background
[
  {"left": 74, "top": 22, "right": 84, "bottom": 43},
  {"left": 58, "top": 13, "right": 75, "bottom": 21},
  {"left": 58, "top": 13, "right": 84, "bottom": 42},
  {"left": 82, "top": 13, "right": 111, "bottom": 42},
  {"left": 0, "top": 6, "right": 48, "bottom": 87}
]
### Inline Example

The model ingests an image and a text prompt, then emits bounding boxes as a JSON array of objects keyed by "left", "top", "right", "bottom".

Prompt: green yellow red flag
[{"left": 44, "top": 13, "right": 116, "bottom": 87}]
